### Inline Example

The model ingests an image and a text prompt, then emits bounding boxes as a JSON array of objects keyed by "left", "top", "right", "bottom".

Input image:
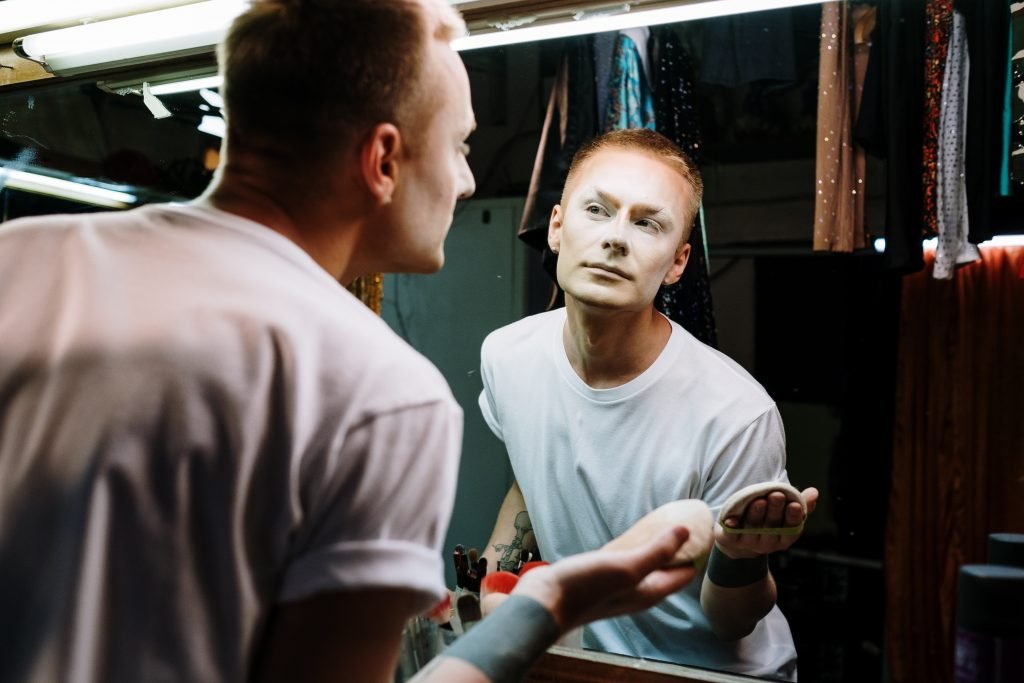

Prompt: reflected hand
[
  {"left": 510, "top": 526, "right": 696, "bottom": 633},
  {"left": 715, "top": 486, "right": 819, "bottom": 559}
]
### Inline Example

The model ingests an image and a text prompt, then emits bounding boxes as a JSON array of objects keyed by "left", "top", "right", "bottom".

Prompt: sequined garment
[
  {"left": 813, "top": 2, "right": 868, "bottom": 252},
  {"left": 922, "top": 0, "right": 954, "bottom": 237},
  {"left": 650, "top": 29, "right": 718, "bottom": 348}
]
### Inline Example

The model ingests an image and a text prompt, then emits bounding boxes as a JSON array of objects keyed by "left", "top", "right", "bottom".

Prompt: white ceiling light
[
  {"left": 0, "top": 168, "right": 137, "bottom": 209},
  {"left": 13, "top": 0, "right": 249, "bottom": 77},
  {"left": 0, "top": 0, "right": 204, "bottom": 44},
  {"left": 451, "top": 0, "right": 827, "bottom": 51}
]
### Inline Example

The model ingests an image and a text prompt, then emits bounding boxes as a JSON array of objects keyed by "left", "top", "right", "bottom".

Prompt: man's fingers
[
  {"left": 765, "top": 492, "right": 786, "bottom": 526},
  {"left": 784, "top": 501, "right": 803, "bottom": 526},
  {"left": 802, "top": 487, "right": 820, "bottom": 515},
  {"left": 633, "top": 566, "right": 696, "bottom": 604},
  {"left": 744, "top": 498, "right": 767, "bottom": 527},
  {"left": 627, "top": 525, "right": 690, "bottom": 572},
  {"left": 600, "top": 566, "right": 697, "bottom": 617}
]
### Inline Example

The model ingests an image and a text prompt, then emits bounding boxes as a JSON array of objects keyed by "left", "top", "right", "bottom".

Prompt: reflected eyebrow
[{"left": 588, "top": 188, "right": 672, "bottom": 222}]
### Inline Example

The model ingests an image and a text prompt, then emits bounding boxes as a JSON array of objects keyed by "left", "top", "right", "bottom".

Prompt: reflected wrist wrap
[
  {"left": 707, "top": 545, "right": 769, "bottom": 588},
  {"left": 442, "top": 595, "right": 560, "bottom": 683}
]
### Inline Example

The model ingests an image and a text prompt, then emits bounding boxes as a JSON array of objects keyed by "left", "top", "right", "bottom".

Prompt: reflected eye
[
  {"left": 635, "top": 218, "right": 661, "bottom": 233},
  {"left": 585, "top": 204, "right": 608, "bottom": 217}
]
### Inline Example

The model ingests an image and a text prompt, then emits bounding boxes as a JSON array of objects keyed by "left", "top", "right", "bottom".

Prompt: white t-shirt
[
  {"left": 479, "top": 308, "right": 797, "bottom": 679},
  {"left": 0, "top": 204, "right": 462, "bottom": 682}
]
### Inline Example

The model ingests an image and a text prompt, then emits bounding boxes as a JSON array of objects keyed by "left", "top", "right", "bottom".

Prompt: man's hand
[
  {"left": 714, "top": 486, "right": 819, "bottom": 560},
  {"left": 510, "top": 526, "right": 696, "bottom": 633}
]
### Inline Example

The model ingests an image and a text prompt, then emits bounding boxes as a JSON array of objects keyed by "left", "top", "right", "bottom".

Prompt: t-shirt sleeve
[
  {"left": 278, "top": 400, "right": 462, "bottom": 613},
  {"left": 700, "top": 405, "right": 790, "bottom": 522},
  {"left": 477, "top": 338, "right": 504, "bottom": 441}
]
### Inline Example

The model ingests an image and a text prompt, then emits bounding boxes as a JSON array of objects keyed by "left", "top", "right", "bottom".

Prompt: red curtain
[{"left": 886, "top": 246, "right": 1024, "bottom": 683}]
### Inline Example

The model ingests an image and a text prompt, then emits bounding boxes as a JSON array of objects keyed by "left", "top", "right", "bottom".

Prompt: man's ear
[
  {"left": 361, "top": 123, "right": 401, "bottom": 206},
  {"left": 547, "top": 204, "right": 564, "bottom": 254},
  {"left": 663, "top": 242, "right": 691, "bottom": 285}
]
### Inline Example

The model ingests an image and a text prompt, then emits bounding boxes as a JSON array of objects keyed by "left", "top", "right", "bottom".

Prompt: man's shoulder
[
  {"left": 481, "top": 309, "right": 563, "bottom": 361},
  {"left": 666, "top": 322, "right": 775, "bottom": 414}
]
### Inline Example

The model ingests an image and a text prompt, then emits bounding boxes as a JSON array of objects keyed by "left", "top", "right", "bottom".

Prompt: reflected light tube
[
  {"left": 0, "top": 169, "right": 137, "bottom": 209},
  {"left": 874, "top": 235, "right": 1024, "bottom": 253},
  {"left": 150, "top": 75, "right": 223, "bottom": 95},
  {"left": 14, "top": 0, "right": 249, "bottom": 76},
  {"left": 451, "top": 0, "right": 827, "bottom": 52}
]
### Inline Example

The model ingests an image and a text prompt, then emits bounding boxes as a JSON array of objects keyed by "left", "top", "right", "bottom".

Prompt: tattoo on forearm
[{"left": 493, "top": 510, "right": 532, "bottom": 572}]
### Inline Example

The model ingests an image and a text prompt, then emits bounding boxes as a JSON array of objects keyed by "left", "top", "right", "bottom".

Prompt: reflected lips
[{"left": 585, "top": 263, "right": 629, "bottom": 279}]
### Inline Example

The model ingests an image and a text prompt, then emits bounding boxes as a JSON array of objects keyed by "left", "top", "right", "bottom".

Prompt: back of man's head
[
  {"left": 563, "top": 128, "right": 704, "bottom": 238},
  {"left": 218, "top": 0, "right": 465, "bottom": 164}
]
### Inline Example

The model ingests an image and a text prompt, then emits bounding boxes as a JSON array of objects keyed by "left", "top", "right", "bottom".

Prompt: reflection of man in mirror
[
  {"left": 0, "top": 4, "right": 701, "bottom": 683},
  {"left": 481, "top": 128, "right": 819, "bottom": 680}
]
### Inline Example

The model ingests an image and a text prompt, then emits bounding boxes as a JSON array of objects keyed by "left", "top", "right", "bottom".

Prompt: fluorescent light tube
[
  {"left": 14, "top": 0, "right": 249, "bottom": 76},
  {"left": 874, "top": 235, "right": 1024, "bottom": 253},
  {"left": 150, "top": 75, "right": 223, "bottom": 96},
  {"left": 451, "top": 0, "right": 827, "bottom": 52},
  {"left": 0, "top": 0, "right": 202, "bottom": 44},
  {"left": 1, "top": 168, "right": 137, "bottom": 209}
]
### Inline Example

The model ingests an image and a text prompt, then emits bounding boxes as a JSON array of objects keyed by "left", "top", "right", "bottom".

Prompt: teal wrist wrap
[
  {"left": 707, "top": 545, "right": 769, "bottom": 588},
  {"left": 442, "top": 595, "right": 560, "bottom": 683}
]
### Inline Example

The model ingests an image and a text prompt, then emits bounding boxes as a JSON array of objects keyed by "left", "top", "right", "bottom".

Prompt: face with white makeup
[{"left": 547, "top": 129, "right": 703, "bottom": 314}]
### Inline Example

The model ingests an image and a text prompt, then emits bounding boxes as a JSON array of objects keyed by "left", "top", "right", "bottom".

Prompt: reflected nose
[{"left": 601, "top": 217, "right": 629, "bottom": 255}]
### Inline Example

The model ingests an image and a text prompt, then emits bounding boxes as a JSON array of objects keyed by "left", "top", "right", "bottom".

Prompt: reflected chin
[{"left": 561, "top": 280, "right": 634, "bottom": 309}]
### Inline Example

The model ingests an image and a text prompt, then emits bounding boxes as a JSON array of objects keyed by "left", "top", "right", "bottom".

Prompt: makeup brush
[
  {"left": 454, "top": 544, "right": 466, "bottom": 589},
  {"left": 456, "top": 592, "right": 482, "bottom": 627}
]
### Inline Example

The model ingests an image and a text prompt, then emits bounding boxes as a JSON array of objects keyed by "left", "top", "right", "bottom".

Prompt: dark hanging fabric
[
  {"left": 957, "top": 0, "right": 1011, "bottom": 243},
  {"left": 1009, "top": 3, "right": 1023, "bottom": 191},
  {"left": 699, "top": 12, "right": 798, "bottom": 87},
  {"left": 650, "top": 28, "right": 718, "bottom": 348},
  {"left": 593, "top": 32, "right": 618, "bottom": 133},
  {"left": 517, "top": 37, "right": 598, "bottom": 282},
  {"left": 853, "top": 0, "right": 927, "bottom": 273}
]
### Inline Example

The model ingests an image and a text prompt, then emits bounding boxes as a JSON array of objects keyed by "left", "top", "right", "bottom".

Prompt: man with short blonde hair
[{"left": 482, "top": 128, "right": 818, "bottom": 679}]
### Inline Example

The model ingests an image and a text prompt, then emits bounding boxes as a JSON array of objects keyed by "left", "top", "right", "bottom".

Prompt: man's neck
[
  {"left": 196, "top": 151, "right": 366, "bottom": 283},
  {"left": 562, "top": 297, "right": 671, "bottom": 389}
]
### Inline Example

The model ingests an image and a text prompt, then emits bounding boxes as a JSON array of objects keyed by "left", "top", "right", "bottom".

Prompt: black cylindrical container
[
  {"left": 954, "top": 564, "right": 1024, "bottom": 683},
  {"left": 987, "top": 533, "right": 1024, "bottom": 569}
]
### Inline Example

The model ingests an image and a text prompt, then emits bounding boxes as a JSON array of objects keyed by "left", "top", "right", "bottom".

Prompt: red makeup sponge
[
  {"left": 480, "top": 570, "right": 519, "bottom": 597},
  {"left": 517, "top": 561, "right": 549, "bottom": 577}
]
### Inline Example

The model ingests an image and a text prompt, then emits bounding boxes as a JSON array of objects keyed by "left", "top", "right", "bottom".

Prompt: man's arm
[
  {"left": 254, "top": 588, "right": 420, "bottom": 683},
  {"left": 482, "top": 480, "right": 538, "bottom": 572},
  {"left": 414, "top": 525, "right": 696, "bottom": 683},
  {"left": 254, "top": 521, "right": 694, "bottom": 683},
  {"left": 700, "top": 487, "right": 819, "bottom": 640}
]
